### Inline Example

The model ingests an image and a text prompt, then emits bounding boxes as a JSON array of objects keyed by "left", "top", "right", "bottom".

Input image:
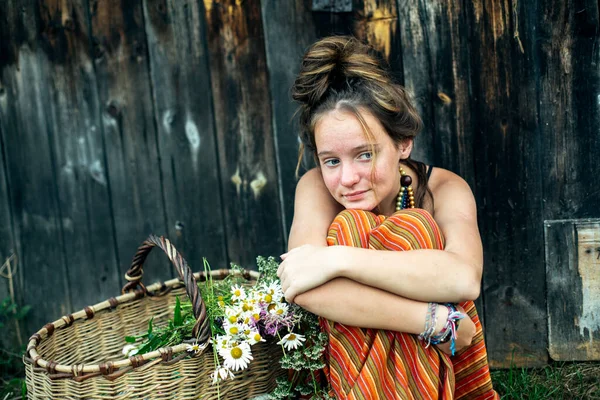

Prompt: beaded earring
[{"left": 395, "top": 167, "right": 415, "bottom": 211}]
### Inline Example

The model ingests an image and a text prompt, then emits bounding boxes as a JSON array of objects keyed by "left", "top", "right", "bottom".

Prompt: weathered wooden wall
[{"left": 1, "top": 0, "right": 598, "bottom": 367}]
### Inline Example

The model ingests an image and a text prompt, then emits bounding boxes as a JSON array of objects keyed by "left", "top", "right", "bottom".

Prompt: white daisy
[
  {"left": 261, "top": 282, "right": 283, "bottom": 303},
  {"left": 269, "top": 302, "right": 289, "bottom": 317},
  {"left": 220, "top": 342, "right": 253, "bottom": 371},
  {"left": 212, "top": 335, "right": 233, "bottom": 351},
  {"left": 231, "top": 285, "right": 247, "bottom": 301},
  {"left": 277, "top": 332, "right": 306, "bottom": 351},
  {"left": 186, "top": 342, "right": 207, "bottom": 354},
  {"left": 247, "top": 330, "right": 266, "bottom": 345},
  {"left": 211, "top": 366, "right": 235, "bottom": 384},
  {"left": 122, "top": 344, "right": 138, "bottom": 357},
  {"left": 223, "top": 321, "right": 244, "bottom": 337}
]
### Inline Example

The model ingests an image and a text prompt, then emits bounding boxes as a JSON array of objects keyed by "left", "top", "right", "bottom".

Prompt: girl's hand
[
  {"left": 277, "top": 245, "right": 339, "bottom": 302},
  {"left": 435, "top": 305, "right": 476, "bottom": 356}
]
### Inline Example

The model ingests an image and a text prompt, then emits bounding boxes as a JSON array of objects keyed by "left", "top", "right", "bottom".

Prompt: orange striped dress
[{"left": 322, "top": 209, "right": 498, "bottom": 399}]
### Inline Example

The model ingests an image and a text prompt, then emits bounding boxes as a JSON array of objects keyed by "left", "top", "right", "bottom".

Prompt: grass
[{"left": 492, "top": 362, "right": 600, "bottom": 399}]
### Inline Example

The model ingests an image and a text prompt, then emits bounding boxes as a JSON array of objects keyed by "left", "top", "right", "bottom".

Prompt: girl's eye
[
  {"left": 358, "top": 152, "right": 373, "bottom": 160},
  {"left": 323, "top": 159, "right": 340, "bottom": 167}
]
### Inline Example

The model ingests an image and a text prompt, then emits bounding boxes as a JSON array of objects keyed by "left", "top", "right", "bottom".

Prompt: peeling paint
[
  {"left": 250, "top": 171, "right": 267, "bottom": 199},
  {"left": 231, "top": 166, "right": 242, "bottom": 195},
  {"left": 560, "top": 37, "right": 573, "bottom": 75},
  {"left": 89, "top": 159, "right": 107, "bottom": 186},
  {"left": 204, "top": 0, "right": 213, "bottom": 14},
  {"left": 438, "top": 92, "right": 452, "bottom": 104},
  {"left": 162, "top": 110, "right": 175, "bottom": 134},
  {"left": 185, "top": 117, "right": 201, "bottom": 169}
]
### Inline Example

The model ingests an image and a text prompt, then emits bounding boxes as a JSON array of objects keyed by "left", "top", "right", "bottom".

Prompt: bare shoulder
[
  {"left": 297, "top": 167, "right": 326, "bottom": 188},
  {"left": 289, "top": 168, "right": 342, "bottom": 249},
  {"left": 427, "top": 167, "right": 477, "bottom": 221}
]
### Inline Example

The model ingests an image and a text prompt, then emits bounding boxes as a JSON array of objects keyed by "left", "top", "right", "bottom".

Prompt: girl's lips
[{"left": 344, "top": 190, "right": 368, "bottom": 201}]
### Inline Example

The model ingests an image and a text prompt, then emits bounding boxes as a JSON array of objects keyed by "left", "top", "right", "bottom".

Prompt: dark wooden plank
[
  {"left": 204, "top": 0, "right": 285, "bottom": 267},
  {"left": 0, "top": 0, "right": 73, "bottom": 336},
  {"left": 354, "top": 1, "right": 403, "bottom": 78},
  {"left": 395, "top": 0, "right": 484, "bottom": 325},
  {"left": 396, "top": 1, "right": 435, "bottom": 164},
  {"left": 469, "top": 0, "right": 547, "bottom": 367},
  {"left": 26, "top": 0, "right": 122, "bottom": 314},
  {"left": 538, "top": 2, "right": 600, "bottom": 220},
  {"left": 545, "top": 219, "right": 600, "bottom": 361},
  {"left": 260, "top": 0, "right": 320, "bottom": 241},
  {"left": 89, "top": 0, "right": 170, "bottom": 283},
  {"left": 141, "top": 0, "right": 228, "bottom": 269},
  {"left": 0, "top": 102, "right": 22, "bottom": 348}
]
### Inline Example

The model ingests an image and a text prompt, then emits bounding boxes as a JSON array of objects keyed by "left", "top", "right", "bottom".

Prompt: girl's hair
[{"left": 291, "top": 36, "right": 433, "bottom": 208}]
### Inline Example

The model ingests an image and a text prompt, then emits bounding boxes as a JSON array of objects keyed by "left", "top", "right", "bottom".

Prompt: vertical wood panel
[
  {"left": 469, "top": 0, "right": 547, "bottom": 367},
  {"left": 32, "top": 0, "right": 121, "bottom": 313},
  {"left": 261, "top": 0, "right": 320, "bottom": 240},
  {"left": 0, "top": 99, "right": 21, "bottom": 348},
  {"left": 89, "top": 0, "right": 170, "bottom": 283},
  {"left": 142, "top": 0, "right": 227, "bottom": 269},
  {"left": 0, "top": 0, "right": 73, "bottom": 336},
  {"left": 395, "top": 0, "right": 485, "bottom": 324},
  {"left": 545, "top": 219, "right": 600, "bottom": 361},
  {"left": 396, "top": 1, "right": 434, "bottom": 163},
  {"left": 538, "top": 2, "right": 600, "bottom": 221},
  {"left": 355, "top": 1, "right": 403, "bottom": 77},
  {"left": 204, "top": 0, "right": 284, "bottom": 267}
]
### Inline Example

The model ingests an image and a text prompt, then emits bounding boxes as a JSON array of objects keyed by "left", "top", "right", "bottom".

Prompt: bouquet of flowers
[{"left": 122, "top": 256, "right": 331, "bottom": 399}]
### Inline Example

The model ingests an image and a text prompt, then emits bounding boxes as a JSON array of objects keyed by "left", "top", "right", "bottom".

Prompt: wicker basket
[{"left": 24, "top": 235, "right": 285, "bottom": 399}]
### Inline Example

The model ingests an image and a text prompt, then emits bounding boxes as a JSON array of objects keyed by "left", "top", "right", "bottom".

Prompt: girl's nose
[{"left": 340, "top": 165, "right": 360, "bottom": 186}]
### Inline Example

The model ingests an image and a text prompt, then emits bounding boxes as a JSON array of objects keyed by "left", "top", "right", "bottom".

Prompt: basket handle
[{"left": 121, "top": 235, "right": 210, "bottom": 343}]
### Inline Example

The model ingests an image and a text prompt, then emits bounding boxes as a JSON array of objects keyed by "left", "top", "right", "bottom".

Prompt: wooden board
[
  {"left": 468, "top": 0, "right": 547, "bottom": 367},
  {"left": 538, "top": 4, "right": 600, "bottom": 219},
  {"left": 142, "top": 0, "right": 228, "bottom": 269},
  {"left": 0, "top": 94, "right": 22, "bottom": 347},
  {"left": 396, "top": 0, "right": 484, "bottom": 325},
  {"left": 89, "top": 0, "right": 170, "bottom": 283},
  {"left": 204, "top": 0, "right": 285, "bottom": 267},
  {"left": 260, "top": 0, "right": 320, "bottom": 242},
  {"left": 545, "top": 219, "right": 600, "bottom": 361},
  {"left": 28, "top": 0, "right": 122, "bottom": 314},
  {"left": 0, "top": 0, "right": 73, "bottom": 335}
]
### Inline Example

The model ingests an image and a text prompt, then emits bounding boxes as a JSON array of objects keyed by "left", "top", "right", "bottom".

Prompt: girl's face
[{"left": 314, "top": 108, "right": 411, "bottom": 215}]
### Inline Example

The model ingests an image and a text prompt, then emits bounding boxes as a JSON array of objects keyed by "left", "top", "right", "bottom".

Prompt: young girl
[{"left": 277, "top": 36, "right": 498, "bottom": 399}]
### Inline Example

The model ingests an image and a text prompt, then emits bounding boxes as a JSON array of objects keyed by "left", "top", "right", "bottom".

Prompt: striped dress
[{"left": 321, "top": 209, "right": 498, "bottom": 399}]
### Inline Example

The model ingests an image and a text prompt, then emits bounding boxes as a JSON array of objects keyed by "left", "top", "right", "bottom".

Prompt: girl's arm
[
  {"left": 293, "top": 277, "right": 476, "bottom": 355},
  {"left": 286, "top": 168, "right": 478, "bottom": 353},
  {"left": 280, "top": 168, "right": 482, "bottom": 304}
]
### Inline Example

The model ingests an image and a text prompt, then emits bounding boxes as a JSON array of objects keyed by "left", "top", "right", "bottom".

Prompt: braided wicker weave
[{"left": 24, "top": 235, "right": 285, "bottom": 399}]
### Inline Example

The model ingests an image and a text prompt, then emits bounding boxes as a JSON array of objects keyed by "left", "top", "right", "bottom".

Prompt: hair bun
[{"left": 292, "top": 36, "right": 386, "bottom": 107}]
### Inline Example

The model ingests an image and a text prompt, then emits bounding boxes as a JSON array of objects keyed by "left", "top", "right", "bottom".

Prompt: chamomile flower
[
  {"left": 122, "top": 344, "right": 138, "bottom": 357},
  {"left": 247, "top": 330, "right": 266, "bottom": 345},
  {"left": 220, "top": 342, "right": 253, "bottom": 371},
  {"left": 186, "top": 342, "right": 207, "bottom": 354},
  {"left": 231, "top": 285, "right": 247, "bottom": 301},
  {"left": 277, "top": 332, "right": 306, "bottom": 351},
  {"left": 223, "top": 321, "right": 244, "bottom": 337},
  {"left": 211, "top": 366, "right": 235, "bottom": 384},
  {"left": 212, "top": 335, "right": 233, "bottom": 351},
  {"left": 269, "top": 302, "right": 289, "bottom": 317}
]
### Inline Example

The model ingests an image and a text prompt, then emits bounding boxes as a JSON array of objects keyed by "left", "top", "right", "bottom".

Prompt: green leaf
[
  {"left": 125, "top": 336, "right": 137, "bottom": 343},
  {"left": 174, "top": 296, "right": 182, "bottom": 327},
  {"left": 148, "top": 317, "right": 154, "bottom": 335},
  {"left": 15, "top": 305, "right": 31, "bottom": 320}
]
